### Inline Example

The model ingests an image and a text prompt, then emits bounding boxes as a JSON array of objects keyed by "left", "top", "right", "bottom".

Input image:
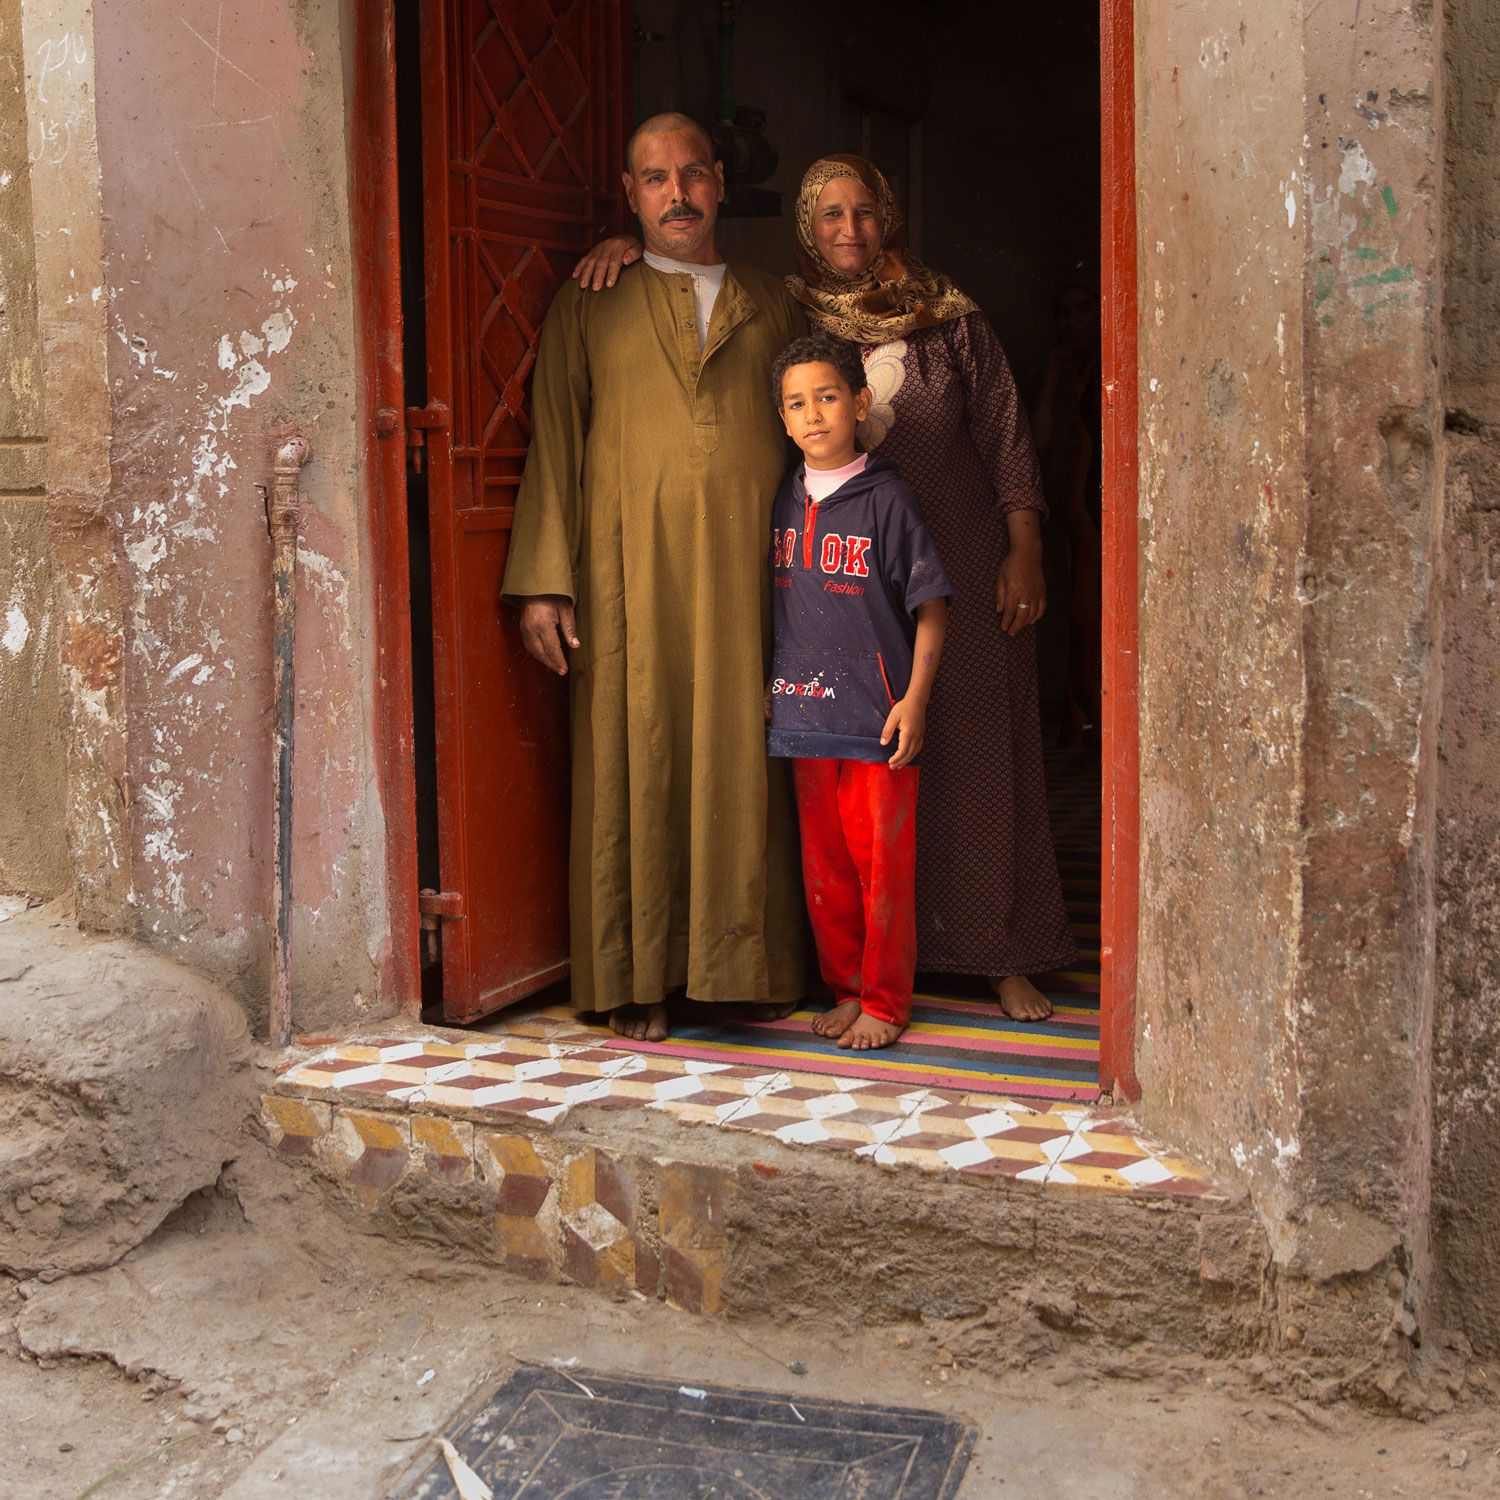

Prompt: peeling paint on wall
[{"left": 88, "top": 0, "right": 382, "bottom": 1023}]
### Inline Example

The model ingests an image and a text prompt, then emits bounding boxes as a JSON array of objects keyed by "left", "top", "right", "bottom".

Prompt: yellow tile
[
  {"left": 881, "top": 1150, "right": 947, "bottom": 1173},
  {"left": 1074, "top": 1130, "right": 1149, "bottom": 1158},
  {"left": 1156, "top": 1156, "right": 1215, "bottom": 1180},
  {"left": 492, "top": 1020, "right": 561, "bottom": 1040},
  {"left": 332, "top": 1045, "right": 384, "bottom": 1063},
  {"left": 385, "top": 1063, "right": 451, "bottom": 1084},
  {"left": 457, "top": 1061, "right": 517, "bottom": 1082},
  {"left": 654, "top": 1099, "right": 741, "bottom": 1126},
  {"left": 771, "top": 1070, "right": 846, "bottom": 1092},
  {"left": 412, "top": 1115, "right": 472, "bottom": 1159},
  {"left": 740, "top": 1094, "right": 813, "bottom": 1118},
  {"left": 477, "top": 1131, "right": 548, "bottom": 1179},
  {"left": 605, "top": 1080, "right": 662, "bottom": 1100},
  {"left": 559, "top": 1150, "right": 596, "bottom": 1217},
  {"left": 1048, "top": 1163, "right": 1135, "bottom": 1192},
  {"left": 496, "top": 1213, "right": 553, "bottom": 1263},
  {"left": 979, "top": 1138, "right": 1049, "bottom": 1165},
  {"left": 817, "top": 1121, "right": 884, "bottom": 1145},
  {"left": 904, "top": 1112, "right": 982, "bottom": 1139},
  {"left": 344, "top": 1109, "right": 408, "bottom": 1152},
  {"left": 261, "top": 1094, "right": 330, "bottom": 1139},
  {"left": 598, "top": 1234, "right": 636, "bottom": 1291}
]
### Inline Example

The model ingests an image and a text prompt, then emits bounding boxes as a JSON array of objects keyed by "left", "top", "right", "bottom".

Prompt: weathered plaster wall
[
  {"left": 87, "top": 0, "right": 388, "bottom": 1026},
  {"left": 15, "top": 0, "right": 131, "bottom": 927},
  {"left": 0, "top": 0, "right": 68, "bottom": 898},
  {"left": 1431, "top": 0, "right": 1500, "bottom": 1356},
  {"left": 1135, "top": 0, "right": 1309, "bottom": 1239},
  {"left": 1136, "top": 0, "right": 1444, "bottom": 1340}
]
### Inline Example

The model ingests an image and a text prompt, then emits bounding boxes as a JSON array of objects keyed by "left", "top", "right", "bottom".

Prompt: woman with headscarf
[{"left": 572, "top": 153, "right": 1076, "bottom": 1021}]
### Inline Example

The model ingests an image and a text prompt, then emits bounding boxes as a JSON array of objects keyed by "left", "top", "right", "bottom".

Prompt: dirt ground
[{"left": 4, "top": 1149, "right": 1499, "bottom": 1500}]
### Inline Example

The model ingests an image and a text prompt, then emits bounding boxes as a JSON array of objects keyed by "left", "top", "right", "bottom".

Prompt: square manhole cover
[{"left": 391, "top": 1367, "right": 974, "bottom": 1499}]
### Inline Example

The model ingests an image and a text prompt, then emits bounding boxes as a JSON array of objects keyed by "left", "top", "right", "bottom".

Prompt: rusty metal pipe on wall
[{"left": 265, "top": 437, "right": 311, "bottom": 1047}]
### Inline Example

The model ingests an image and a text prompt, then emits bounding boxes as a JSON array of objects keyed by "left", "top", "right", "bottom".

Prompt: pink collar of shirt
[{"left": 802, "top": 451, "right": 868, "bottom": 502}]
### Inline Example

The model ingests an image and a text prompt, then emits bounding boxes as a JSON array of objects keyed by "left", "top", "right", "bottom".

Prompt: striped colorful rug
[{"left": 597, "top": 749, "right": 1103, "bottom": 1103}]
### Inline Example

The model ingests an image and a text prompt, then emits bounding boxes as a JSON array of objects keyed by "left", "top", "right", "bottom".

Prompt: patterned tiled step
[{"left": 272, "top": 1018, "right": 1220, "bottom": 1200}]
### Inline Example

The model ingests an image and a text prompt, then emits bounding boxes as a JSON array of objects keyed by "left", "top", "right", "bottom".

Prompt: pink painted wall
[{"left": 91, "top": 0, "right": 389, "bottom": 1025}]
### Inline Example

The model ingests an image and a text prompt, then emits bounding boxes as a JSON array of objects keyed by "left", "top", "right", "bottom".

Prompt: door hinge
[
  {"left": 418, "top": 888, "right": 464, "bottom": 918},
  {"left": 404, "top": 404, "right": 450, "bottom": 473}
]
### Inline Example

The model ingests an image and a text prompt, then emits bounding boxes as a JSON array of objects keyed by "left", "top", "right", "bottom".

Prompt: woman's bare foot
[
  {"left": 741, "top": 1001, "right": 797, "bottom": 1021},
  {"left": 810, "top": 998, "right": 862, "bottom": 1038},
  {"left": 607, "top": 1001, "right": 669, "bottom": 1041},
  {"left": 838, "top": 1011, "right": 905, "bottom": 1050},
  {"left": 990, "top": 975, "right": 1054, "bottom": 1022}
]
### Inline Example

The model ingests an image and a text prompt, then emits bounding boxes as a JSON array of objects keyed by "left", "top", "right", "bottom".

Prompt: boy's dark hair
[{"left": 771, "top": 334, "right": 868, "bottom": 408}]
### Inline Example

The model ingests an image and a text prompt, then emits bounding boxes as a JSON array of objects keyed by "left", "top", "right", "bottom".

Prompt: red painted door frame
[
  {"left": 1099, "top": 0, "right": 1140, "bottom": 1099},
  {"left": 356, "top": 1, "right": 1144, "bottom": 1089}
]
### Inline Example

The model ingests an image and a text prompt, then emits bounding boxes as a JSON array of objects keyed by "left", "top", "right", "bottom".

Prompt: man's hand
[
  {"left": 571, "top": 236, "right": 643, "bottom": 291},
  {"left": 880, "top": 697, "right": 927, "bottom": 769},
  {"left": 518, "top": 596, "right": 580, "bottom": 676}
]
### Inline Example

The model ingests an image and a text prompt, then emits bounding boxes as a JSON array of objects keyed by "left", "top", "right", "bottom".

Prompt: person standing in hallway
[
  {"left": 785, "top": 155, "right": 1077, "bottom": 1020},
  {"left": 766, "top": 334, "right": 951, "bottom": 1050},
  {"left": 503, "top": 113, "right": 807, "bottom": 1042}
]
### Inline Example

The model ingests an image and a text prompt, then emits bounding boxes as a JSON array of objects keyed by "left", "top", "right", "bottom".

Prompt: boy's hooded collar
[{"left": 790, "top": 451, "right": 899, "bottom": 505}]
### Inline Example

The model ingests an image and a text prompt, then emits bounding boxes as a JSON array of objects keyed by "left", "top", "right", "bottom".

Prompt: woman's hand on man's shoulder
[{"left": 572, "top": 236, "right": 643, "bottom": 291}]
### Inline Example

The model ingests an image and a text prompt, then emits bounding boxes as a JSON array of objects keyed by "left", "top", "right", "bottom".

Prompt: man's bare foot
[
  {"left": 990, "top": 974, "right": 1054, "bottom": 1022},
  {"left": 607, "top": 1001, "right": 669, "bottom": 1041},
  {"left": 810, "top": 998, "right": 862, "bottom": 1038},
  {"left": 837, "top": 1011, "right": 905, "bottom": 1050}
]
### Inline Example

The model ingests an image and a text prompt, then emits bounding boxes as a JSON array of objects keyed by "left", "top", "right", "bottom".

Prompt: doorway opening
[{"left": 379, "top": 0, "right": 1135, "bottom": 1102}]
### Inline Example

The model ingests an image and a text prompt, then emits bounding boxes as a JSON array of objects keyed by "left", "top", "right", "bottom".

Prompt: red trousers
[{"left": 792, "top": 758, "right": 919, "bottom": 1027}]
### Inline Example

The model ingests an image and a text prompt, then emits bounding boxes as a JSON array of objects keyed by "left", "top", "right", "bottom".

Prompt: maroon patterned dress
[{"left": 860, "top": 312, "right": 1077, "bottom": 977}]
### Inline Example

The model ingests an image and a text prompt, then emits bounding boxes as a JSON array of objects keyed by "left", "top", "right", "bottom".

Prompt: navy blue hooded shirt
[{"left": 767, "top": 453, "right": 953, "bottom": 763}]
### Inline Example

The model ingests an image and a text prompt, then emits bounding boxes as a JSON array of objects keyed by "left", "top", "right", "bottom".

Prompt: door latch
[{"left": 404, "top": 404, "right": 450, "bottom": 474}]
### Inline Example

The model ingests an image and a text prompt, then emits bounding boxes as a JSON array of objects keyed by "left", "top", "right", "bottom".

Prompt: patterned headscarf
[{"left": 786, "top": 154, "right": 979, "bottom": 346}]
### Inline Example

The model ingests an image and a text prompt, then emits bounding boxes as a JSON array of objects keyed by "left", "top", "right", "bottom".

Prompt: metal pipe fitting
[{"left": 266, "top": 436, "right": 311, "bottom": 1047}]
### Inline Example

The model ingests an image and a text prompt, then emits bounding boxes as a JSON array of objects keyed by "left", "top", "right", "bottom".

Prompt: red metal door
[{"left": 419, "top": 0, "right": 630, "bottom": 1022}]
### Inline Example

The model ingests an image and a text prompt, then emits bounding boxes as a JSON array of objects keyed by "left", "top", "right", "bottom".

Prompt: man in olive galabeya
[{"left": 501, "top": 113, "right": 806, "bottom": 1040}]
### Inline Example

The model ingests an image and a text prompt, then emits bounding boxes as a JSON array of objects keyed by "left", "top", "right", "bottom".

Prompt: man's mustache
[{"left": 659, "top": 205, "right": 704, "bottom": 225}]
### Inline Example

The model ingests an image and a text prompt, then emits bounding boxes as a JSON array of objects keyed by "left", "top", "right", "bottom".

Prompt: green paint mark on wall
[
  {"left": 1383, "top": 184, "right": 1398, "bottom": 219},
  {"left": 1351, "top": 263, "right": 1415, "bottom": 290},
  {"left": 1363, "top": 291, "right": 1411, "bottom": 322},
  {"left": 1352, "top": 247, "right": 1381, "bottom": 260},
  {"left": 1315, "top": 266, "right": 1337, "bottom": 307}
]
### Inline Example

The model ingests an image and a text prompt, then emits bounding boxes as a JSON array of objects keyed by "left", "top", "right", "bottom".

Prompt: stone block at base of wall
[{"left": 0, "top": 905, "right": 256, "bottom": 1276}]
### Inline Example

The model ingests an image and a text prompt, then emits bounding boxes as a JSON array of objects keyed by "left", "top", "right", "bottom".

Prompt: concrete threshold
[{"left": 262, "top": 1014, "right": 1270, "bottom": 1357}]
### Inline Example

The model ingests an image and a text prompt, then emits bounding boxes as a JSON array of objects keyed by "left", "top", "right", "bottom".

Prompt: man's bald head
[
  {"left": 621, "top": 113, "right": 725, "bottom": 265},
  {"left": 625, "top": 112, "right": 714, "bottom": 174}
]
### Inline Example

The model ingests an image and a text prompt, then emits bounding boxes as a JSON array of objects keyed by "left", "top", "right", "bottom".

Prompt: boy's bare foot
[
  {"left": 990, "top": 974, "right": 1054, "bottom": 1022},
  {"left": 810, "top": 998, "right": 862, "bottom": 1038},
  {"left": 838, "top": 1011, "right": 905, "bottom": 1050},
  {"left": 607, "top": 1001, "right": 669, "bottom": 1041}
]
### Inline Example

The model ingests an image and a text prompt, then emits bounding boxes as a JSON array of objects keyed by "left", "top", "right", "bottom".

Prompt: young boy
[{"left": 766, "top": 334, "right": 951, "bottom": 1050}]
